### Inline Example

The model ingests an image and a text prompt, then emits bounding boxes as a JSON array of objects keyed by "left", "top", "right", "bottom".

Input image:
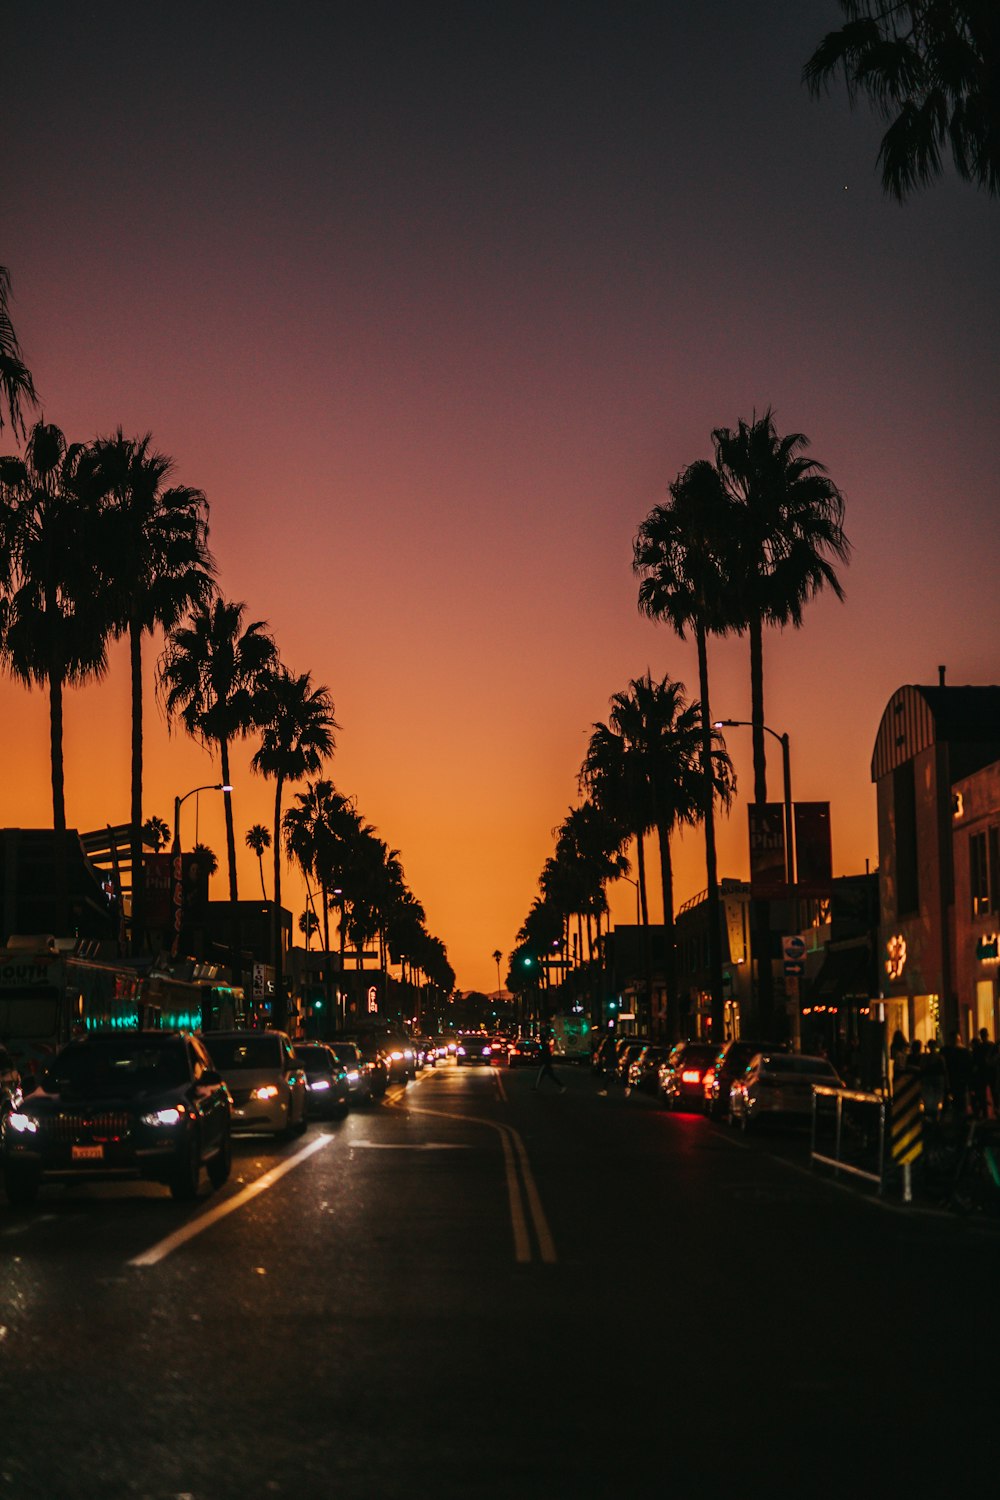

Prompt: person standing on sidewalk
[{"left": 534, "top": 1031, "right": 565, "bottom": 1092}]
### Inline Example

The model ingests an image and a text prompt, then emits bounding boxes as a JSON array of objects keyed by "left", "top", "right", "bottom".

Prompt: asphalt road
[{"left": 2, "top": 1059, "right": 997, "bottom": 1499}]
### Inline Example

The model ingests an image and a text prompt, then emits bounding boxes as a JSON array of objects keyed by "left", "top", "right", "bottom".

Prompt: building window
[
  {"left": 893, "top": 761, "right": 919, "bottom": 917},
  {"left": 970, "top": 827, "right": 1000, "bottom": 916}
]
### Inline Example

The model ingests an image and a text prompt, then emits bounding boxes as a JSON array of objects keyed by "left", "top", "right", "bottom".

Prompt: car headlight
[
  {"left": 310, "top": 1079, "right": 331, "bottom": 1092},
  {"left": 346, "top": 1070, "right": 359, "bottom": 1083},
  {"left": 251, "top": 1084, "right": 280, "bottom": 1101},
  {"left": 404, "top": 1049, "right": 413, "bottom": 1060},
  {"left": 8, "top": 1111, "right": 39, "bottom": 1135},
  {"left": 141, "top": 1106, "right": 185, "bottom": 1127}
]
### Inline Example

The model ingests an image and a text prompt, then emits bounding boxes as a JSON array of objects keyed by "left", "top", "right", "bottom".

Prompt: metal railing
[{"left": 810, "top": 1085, "right": 887, "bottom": 1194}]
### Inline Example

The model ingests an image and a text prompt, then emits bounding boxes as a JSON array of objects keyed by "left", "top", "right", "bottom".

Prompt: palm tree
[
  {"left": 712, "top": 410, "right": 849, "bottom": 809},
  {"left": 246, "top": 824, "right": 271, "bottom": 899},
  {"left": 0, "top": 266, "right": 39, "bottom": 439},
  {"left": 0, "top": 422, "right": 109, "bottom": 840},
  {"left": 634, "top": 458, "right": 739, "bottom": 1036},
  {"left": 582, "top": 673, "right": 732, "bottom": 1039},
  {"left": 141, "top": 815, "right": 170, "bottom": 852},
  {"left": 191, "top": 841, "right": 218, "bottom": 877},
  {"left": 284, "top": 779, "right": 359, "bottom": 1017},
  {"left": 299, "top": 909, "right": 319, "bottom": 948},
  {"left": 804, "top": 2, "right": 1000, "bottom": 200},
  {"left": 252, "top": 667, "right": 337, "bottom": 1027},
  {"left": 159, "top": 597, "right": 277, "bottom": 902},
  {"left": 90, "top": 430, "right": 215, "bottom": 951}
]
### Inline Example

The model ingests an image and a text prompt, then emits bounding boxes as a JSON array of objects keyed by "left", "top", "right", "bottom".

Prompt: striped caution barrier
[{"left": 891, "top": 1072, "right": 923, "bottom": 1165}]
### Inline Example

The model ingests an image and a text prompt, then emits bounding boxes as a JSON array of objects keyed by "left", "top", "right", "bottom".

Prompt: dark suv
[{"left": 3, "top": 1030, "right": 232, "bottom": 1206}]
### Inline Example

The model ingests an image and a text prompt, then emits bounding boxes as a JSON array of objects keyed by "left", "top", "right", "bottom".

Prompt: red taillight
[{"left": 681, "top": 1069, "right": 701, "bottom": 1084}]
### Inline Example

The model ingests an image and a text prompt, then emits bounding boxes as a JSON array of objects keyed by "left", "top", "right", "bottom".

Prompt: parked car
[
  {"left": 729, "top": 1051, "right": 844, "bottom": 1131},
  {"left": 658, "top": 1040, "right": 721, "bottom": 1110},
  {"left": 295, "top": 1042, "right": 351, "bottom": 1119},
  {"left": 487, "top": 1036, "right": 509, "bottom": 1066},
  {"left": 628, "top": 1044, "right": 671, "bottom": 1093},
  {"left": 0, "top": 1044, "right": 23, "bottom": 1143},
  {"left": 702, "top": 1038, "right": 786, "bottom": 1119},
  {"left": 456, "top": 1033, "right": 491, "bottom": 1066},
  {"left": 3, "top": 1030, "right": 231, "bottom": 1206},
  {"left": 614, "top": 1040, "right": 648, "bottom": 1085},
  {"left": 202, "top": 1029, "right": 308, "bottom": 1137},
  {"left": 591, "top": 1035, "right": 618, "bottom": 1074}
]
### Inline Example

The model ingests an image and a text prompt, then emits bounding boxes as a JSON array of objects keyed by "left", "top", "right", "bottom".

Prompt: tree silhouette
[{"left": 0, "top": 266, "right": 38, "bottom": 439}]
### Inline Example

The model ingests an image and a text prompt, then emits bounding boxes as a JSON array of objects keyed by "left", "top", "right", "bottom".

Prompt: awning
[{"left": 804, "top": 942, "right": 874, "bottom": 1007}]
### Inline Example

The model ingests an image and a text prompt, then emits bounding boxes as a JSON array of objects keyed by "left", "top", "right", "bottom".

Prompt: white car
[
  {"left": 202, "top": 1030, "right": 308, "bottom": 1137},
  {"left": 729, "top": 1052, "right": 843, "bottom": 1131}
]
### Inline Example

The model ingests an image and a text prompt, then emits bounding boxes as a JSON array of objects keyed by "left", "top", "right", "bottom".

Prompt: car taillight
[
  {"left": 681, "top": 1069, "right": 701, "bottom": 1084},
  {"left": 702, "top": 1068, "right": 715, "bottom": 1090}
]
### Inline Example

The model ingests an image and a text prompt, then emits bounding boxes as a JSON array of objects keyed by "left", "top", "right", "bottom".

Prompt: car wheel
[
  {"left": 169, "top": 1134, "right": 201, "bottom": 1201},
  {"left": 4, "top": 1162, "right": 40, "bottom": 1207},
  {"left": 206, "top": 1127, "right": 232, "bottom": 1189}
]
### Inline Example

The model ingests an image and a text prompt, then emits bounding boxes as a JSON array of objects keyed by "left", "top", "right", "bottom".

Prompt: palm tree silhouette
[
  {"left": 634, "top": 458, "right": 738, "bottom": 1036},
  {"left": 246, "top": 823, "right": 271, "bottom": 900},
  {"left": 0, "top": 422, "right": 109, "bottom": 843},
  {"left": 90, "top": 430, "right": 215, "bottom": 951},
  {"left": 141, "top": 815, "right": 171, "bottom": 852},
  {"left": 0, "top": 266, "right": 38, "bottom": 439},
  {"left": 712, "top": 410, "right": 849, "bottom": 810},
  {"left": 159, "top": 597, "right": 277, "bottom": 902},
  {"left": 804, "top": 2, "right": 1000, "bottom": 200},
  {"left": 252, "top": 667, "right": 337, "bottom": 1027}
]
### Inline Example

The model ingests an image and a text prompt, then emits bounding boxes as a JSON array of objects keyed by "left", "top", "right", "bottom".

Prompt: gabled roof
[{"left": 871, "top": 685, "right": 1000, "bottom": 782}]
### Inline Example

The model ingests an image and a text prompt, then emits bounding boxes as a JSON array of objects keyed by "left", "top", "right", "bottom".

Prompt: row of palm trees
[
  {"left": 511, "top": 410, "right": 849, "bottom": 1041},
  {"left": 0, "top": 272, "right": 453, "bottom": 1025}
]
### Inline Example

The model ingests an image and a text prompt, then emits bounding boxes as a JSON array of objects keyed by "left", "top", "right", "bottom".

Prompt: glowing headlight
[
  {"left": 390, "top": 1051, "right": 403, "bottom": 1061},
  {"left": 141, "top": 1106, "right": 184, "bottom": 1127},
  {"left": 251, "top": 1084, "right": 280, "bottom": 1101},
  {"left": 346, "top": 1070, "right": 360, "bottom": 1083},
  {"left": 310, "top": 1078, "right": 331, "bottom": 1092},
  {"left": 8, "top": 1112, "right": 39, "bottom": 1135},
  {"left": 404, "top": 1049, "right": 413, "bottom": 1060},
  {"left": 457, "top": 1046, "right": 467, "bottom": 1056}
]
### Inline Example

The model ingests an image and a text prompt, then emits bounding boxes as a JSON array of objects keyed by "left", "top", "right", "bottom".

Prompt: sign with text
[{"left": 749, "top": 803, "right": 787, "bottom": 898}]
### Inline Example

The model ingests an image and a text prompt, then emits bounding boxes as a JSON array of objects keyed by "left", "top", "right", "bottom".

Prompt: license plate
[{"left": 72, "top": 1144, "right": 104, "bottom": 1161}]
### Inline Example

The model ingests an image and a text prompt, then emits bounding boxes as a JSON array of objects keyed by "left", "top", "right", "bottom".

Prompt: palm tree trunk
[
  {"left": 272, "top": 775, "right": 285, "bottom": 1030},
  {"left": 748, "top": 612, "right": 774, "bottom": 1038},
  {"left": 635, "top": 831, "right": 654, "bottom": 1034},
  {"left": 257, "top": 852, "right": 267, "bottom": 901},
  {"left": 129, "top": 617, "right": 144, "bottom": 955},
  {"left": 48, "top": 661, "right": 69, "bottom": 935},
  {"left": 220, "top": 738, "right": 238, "bottom": 903},
  {"left": 655, "top": 813, "right": 678, "bottom": 1042},
  {"left": 697, "top": 620, "right": 725, "bottom": 1039},
  {"left": 321, "top": 879, "right": 333, "bottom": 1022}
]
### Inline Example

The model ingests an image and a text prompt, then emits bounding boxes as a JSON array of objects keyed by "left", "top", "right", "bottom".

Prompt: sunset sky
[{"left": 4, "top": 2, "right": 998, "bottom": 994}]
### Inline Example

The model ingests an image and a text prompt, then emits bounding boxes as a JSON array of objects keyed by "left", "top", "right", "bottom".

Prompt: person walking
[
  {"left": 941, "top": 1030, "right": 972, "bottom": 1126},
  {"left": 534, "top": 1031, "right": 565, "bottom": 1092},
  {"left": 970, "top": 1028, "right": 996, "bottom": 1119}
]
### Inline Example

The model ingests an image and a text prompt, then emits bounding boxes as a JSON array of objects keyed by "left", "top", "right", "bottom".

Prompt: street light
[
  {"left": 714, "top": 720, "right": 794, "bottom": 888},
  {"left": 619, "top": 873, "right": 641, "bottom": 926},
  {"left": 173, "top": 782, "right": 233, "bottom": 853}
]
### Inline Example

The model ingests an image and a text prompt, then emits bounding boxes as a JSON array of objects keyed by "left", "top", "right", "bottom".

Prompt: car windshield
[
  {"left": 677, "top": 1044, "right": 718, "bottom": 1065},
  {"left": 296, "top": 1047, "right": 334, "bottom": 1072},
  {"left": 329, "top": 1044, "right": 360, "bottom": 1064},
  {"left": 205, "top": 1036, "right": 282, "bottom": 1070},
  {"left": 762, "top": 1055, "right": 838, "bottom": 1077},
  {"left": 45, "top": 1038, "right": 189, "bottom": 1096}
]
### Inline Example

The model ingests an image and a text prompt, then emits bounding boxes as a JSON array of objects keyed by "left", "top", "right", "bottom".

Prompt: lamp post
[
  {"left": 715, "top": 720, "right": 797, "bottom": 1044},
  {"left": 620, "top": 873, "right": 641, "bottom": 927},
  {"left": 172, "top": 782, "right": 232, "bottom": 854},
  {"left": 714, "top": 722, "right": 794, "bottom": 888}
]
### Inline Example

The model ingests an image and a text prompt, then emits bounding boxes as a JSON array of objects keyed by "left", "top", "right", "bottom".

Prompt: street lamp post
[
  {"left": 715, "top": 720, "right": 797, "bottom": 1043},
  {"left": 172, "top": 782, "right": 233, "bottom": 854},
  {"left": 620, "top": 873, "right": 641, "bottom": 927}
]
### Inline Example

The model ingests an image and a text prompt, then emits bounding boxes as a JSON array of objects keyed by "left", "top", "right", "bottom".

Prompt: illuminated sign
[
  {"left": 885, "top": 934, "right": 907, "bottom": 981},
  {"left": 976, "top": 934, "right": 999, "bottom": 963}
]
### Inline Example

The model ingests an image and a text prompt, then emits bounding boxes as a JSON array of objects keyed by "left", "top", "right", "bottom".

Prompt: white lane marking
[
  {"left": 349, "top": 1142, "right": 471, "bottom": 1149},
  {"left": 494, "top": 1071, "right": 508, "bottom": 1104},
  {"left": 389, "top": 1096, "right": 555, "bottom": 1264},
  {"left": 128, "top": 1135, "right": 333, "bottom": 1268}
]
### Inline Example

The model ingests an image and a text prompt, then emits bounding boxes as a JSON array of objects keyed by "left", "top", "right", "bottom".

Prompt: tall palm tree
[
  {"left": 0, "top": 266, "right": 39, "bottom": 439},
  {"left": 284, "top": 779, "right": 359, "bottom": 1017},
  {"left": 141, "top": 815, "right": 170, "bottom": 852},
  {"left": 246, "top": 824, "right": 271, "bottom": 900},
  {"left": 0, "top": 422, "right": 109, "bottom": 841},
  {"left": 634, "top": 459, "right": 739, "bottom": 1035},
  {"left": 159, "top": 597, "right": 277, "bottom": 902},
  {"left": 804, "top": 1, "right": 1000, "bottom": 200},
  {"left": 299, "top": 909, "right": 319, "bottom": 948},
  {"left": 90, "top": 430, "right": 215, "bottom": 951},
  {"left": 252, "top": 667, "right": 337, "bottom": 1027},
  {"left": 712, "top": 410, "right": 849, "bottom": 809}
]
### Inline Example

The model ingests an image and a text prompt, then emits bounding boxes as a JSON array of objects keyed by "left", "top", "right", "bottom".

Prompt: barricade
[{"left": 810, "top": 1085, "right": 887, "bottom": 1193}]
